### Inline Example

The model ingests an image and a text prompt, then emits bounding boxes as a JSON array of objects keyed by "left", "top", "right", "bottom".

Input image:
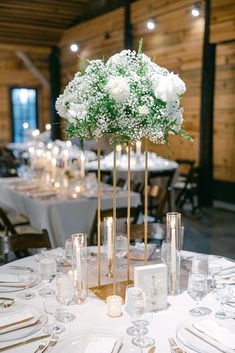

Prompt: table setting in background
[{"left": 0, "top": 232, "right": 235, "bottom": 353}]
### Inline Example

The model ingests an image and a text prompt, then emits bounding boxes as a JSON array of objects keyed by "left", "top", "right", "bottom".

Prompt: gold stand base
[{"left": 90, "top": 279, "right": 133, "bottom": 302}]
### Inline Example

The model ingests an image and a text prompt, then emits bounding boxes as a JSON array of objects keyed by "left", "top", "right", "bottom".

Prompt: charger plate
[
  {"left": 0, "top": 304, "right": 47, "bottom": 342},
  {"left": 176, "top": 318, "right": 235, "bottom": 353},
  {"left": 50, "top": 329, "right": 139, "bottom": 353}
]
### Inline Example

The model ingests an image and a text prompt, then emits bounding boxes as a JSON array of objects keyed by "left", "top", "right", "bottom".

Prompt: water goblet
[
  {"left": 56, "top": 273, "right": 76, "bottom": 323},
  {"left": 17, "top": 270, "right": 35, "bottom": 300},
  {"left": 64, "top": 239, "right": 73, "bottom": 265},
  {"left": 187, "top": 272, "right": 212, "bottom": 316},
  {"left": 125, "top": 285, "right": 147, "bottom": 336},
  {"left": 43, "top": 299, "right": 65, "bottom": 335},
  {"left": 214, "top": 284, "right": 233, "bottom": 319},
  {"left": 39, "top": 258, "right": 57, "bottom": 298},
  {"left": 116, "top": 233, "right": 128, "bottom": 269},
  {"left": 126, "top": 287, "right": 155, "bottom": 348},
  {"left": 191, "top": 254, "right": 208, "bottom": 275}
]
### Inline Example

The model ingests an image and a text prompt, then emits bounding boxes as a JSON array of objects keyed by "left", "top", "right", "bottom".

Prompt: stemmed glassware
[
  {"left": 64, "top": 239, "right": 73, "bottom": 266},
  {"left": 214, "top": 284, "right": 233, "bottom": 319},
  {"left": 56, "top": 272, "right": 76, "bottom": 323},
  {"left": 43, "top": 299, "right": 65, "bottom": 335},
  {"left": 126, "top": 287, "right": 155, "bottom": 348},
  {"left": 187, "top": 272, "right": 211, "bottom": 316},
  {"left": 39, "top": 258, "right": 57, "bottom": 298},
  {"left": 208, "top": 262, "right": 222, "bottom": 290},
  {"left": 116, "top": 233, "right": 128, "bottom": 269},
  {"left": 17, "top": 270, "right": 35, "bottom": 300}
]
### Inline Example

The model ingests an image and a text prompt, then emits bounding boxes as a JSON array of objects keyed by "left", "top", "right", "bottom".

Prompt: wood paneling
[
  {"left": 210, "top": 0, "right": 235, "bottom": 43},
  {"left": 0, "top": 0, "right": 89, "bottom": 46},
  {"left": 0, "top": 48, "right": 50, "bottom": 145},
  {"left": 213, "top": 41, "right": 235, "bottom": 182}
]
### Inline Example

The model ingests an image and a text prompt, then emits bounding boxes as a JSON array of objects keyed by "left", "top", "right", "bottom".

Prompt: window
[{"left": 11, "top": 88, "right": 38, "bottom": 142}]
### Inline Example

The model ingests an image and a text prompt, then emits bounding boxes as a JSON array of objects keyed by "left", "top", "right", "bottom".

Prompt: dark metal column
[
  {"left": 124, "top": 0, "right": 133, "bottom": 50},
  {"left": 49, "top": 46, "right": 61, "bottom": 141},
  {"left": 199, "top": 0, "right": 216, "bottom": 207}
]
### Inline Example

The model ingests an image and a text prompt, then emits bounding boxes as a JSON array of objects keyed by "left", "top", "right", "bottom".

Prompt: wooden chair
[
  {"left": 175, "top": 159, "right": 195, "bottom": 207},
  {"left": 0, "top": 207, "right": 30, "bottom": 236},
  {"left": 144, "top": 169, "right": 176, "bottom": 221},
  {"left": 89, "top": 206, "right": 140, "bottom": 245},
  {"left": 0, "top": 229, "right": 51, "bottom": 263},
  {"left": 127, "top": 223, "right": 165, "bottom": 242}
]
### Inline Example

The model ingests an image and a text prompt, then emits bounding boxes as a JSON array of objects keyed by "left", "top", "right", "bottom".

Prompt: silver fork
[
  {"left": 168, "top": 337, "right": 185, "bottom": 353},
  {"left": 33, "top": 342, "right": 47, "bottom": 353},
  {"left": 40, "top": 334, "right": 59, "bottom": 353}
]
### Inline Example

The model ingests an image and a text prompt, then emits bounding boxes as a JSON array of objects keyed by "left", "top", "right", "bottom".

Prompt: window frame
[{"left": 10, "top": 86, "right": 39, "bottom": 143}]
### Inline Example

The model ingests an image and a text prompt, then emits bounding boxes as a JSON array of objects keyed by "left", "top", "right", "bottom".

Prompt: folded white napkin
[
  {"left": 84, "top": 337, "right": 117, "bottom": 353},
  {"left": 0, "top": 274, "right": 20, "bottom": 283},
  {"left": 188, "top": 319, "right": 235, "bottom": 353},
  {"left": 0, "top": 310, "right": 34, "bottom": 330}
]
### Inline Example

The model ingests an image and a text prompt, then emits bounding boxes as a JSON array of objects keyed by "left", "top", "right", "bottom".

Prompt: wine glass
[
  {"left": 187, "top": 272, "right": 212, "bottom": 316},
  {"left": 56, "top": 273, "right": 76, "bottom": 323},
  {"left": 17, "top": 270, "right": 35, "bottom": 300},
  {"left": 126, "top": 287, "right": 155, "bottom": 348},
  {"left": 191, "top": 254, "right": 208, "bottom": 275},
  {"left": 125, "top": 285, "right": 147, "bottom": 336},
  {"left": 214, "top": 284, "right": 233, "bottom": 319},
  {"left": 43, "top": 299, "right": 65, "bottom": 335},
  {"left": 116, "top": 233, "right": 128, "bottom": 269},
  {"left": 208, "top": 262, "right": 222, "bottom": 290},
  {"left": 39, "top": 258, "right": 57, "bottom": 298},
  {"left": 64, "top": 239, "right": 73, "bottom": 265}
]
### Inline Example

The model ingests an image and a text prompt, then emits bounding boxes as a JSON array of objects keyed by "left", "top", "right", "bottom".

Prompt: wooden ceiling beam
[
  {"left": 15, "top": 51, "right": 50, "bottom": 90},
  {"left": 0, "top": 43, "right": 51, "bottom": 53}
]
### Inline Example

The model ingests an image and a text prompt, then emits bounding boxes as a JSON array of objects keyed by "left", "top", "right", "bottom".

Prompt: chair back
[
  {"left": 147, "top": 169, "right": 176, "bottom": 220},
  {"left": 0, "top": 207, "right": 17, "bottom": 235},
  {"left": 0, "top": 229, "right": 51, "bottom": 256},
  {"left": 89, "top": 206, "right": 140, "bottom": 245}
]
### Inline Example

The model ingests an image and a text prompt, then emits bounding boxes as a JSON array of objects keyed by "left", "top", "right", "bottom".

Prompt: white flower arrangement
[{"left": 56, "top": 42, "right": 190, "bottom": 146}]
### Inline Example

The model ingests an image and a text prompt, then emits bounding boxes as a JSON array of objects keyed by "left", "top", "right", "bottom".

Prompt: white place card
[{"left": 134, "top": 264, "right": 168, "bottom": 312}]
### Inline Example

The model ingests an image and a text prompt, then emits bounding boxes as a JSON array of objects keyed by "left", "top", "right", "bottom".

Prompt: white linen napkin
[
  {"left": 187, "top": 319, "right": 235, "bottom": 353},
  {"left": 84, "top": 337, "right": 122, "bottom": 353},
  {"left": 0, "top": 310, "right": 34, "bottom": 330},
  {"left": 0, "top": 274, "right": 20, "bottom": 283}
]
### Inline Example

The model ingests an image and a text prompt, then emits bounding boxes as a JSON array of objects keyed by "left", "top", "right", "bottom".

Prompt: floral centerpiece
[{"left": 56, "top": 43, "right": 190, "bottom": 146}]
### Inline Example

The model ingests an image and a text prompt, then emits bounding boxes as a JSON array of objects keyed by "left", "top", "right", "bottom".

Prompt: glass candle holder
[
  {"left": 103, "top": 217, "right": 114, "bottom": 278},
  {"left": 166, "top": 212, "right": 181, "bottom": 295},
  {"left": 71, "top": 233, "right": 88, "bottom": 304},
  {"left": 107, "top": 295, "right": 122, "bottom": 317}
]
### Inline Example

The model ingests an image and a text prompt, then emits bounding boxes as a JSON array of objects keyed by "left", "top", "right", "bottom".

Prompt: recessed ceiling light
[
  {"left": 146, "top": 19, "right": 156, "bottom": 31},
  {"left": 70, "top": 43, "right": 79, "bottom": 52}
]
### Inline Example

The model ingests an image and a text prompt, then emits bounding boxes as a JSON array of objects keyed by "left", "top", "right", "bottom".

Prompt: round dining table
[{"left": 0, "top": 249, "right": 234, "bottom": 353}]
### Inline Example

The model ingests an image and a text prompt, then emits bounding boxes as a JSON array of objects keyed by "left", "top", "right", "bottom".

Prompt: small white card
[{"left": 134, "top": 264, "right": 167, "bottom": 312}]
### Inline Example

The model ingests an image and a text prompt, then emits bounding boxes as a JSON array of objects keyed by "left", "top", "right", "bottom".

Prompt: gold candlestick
[{"left": 106, "top": 258, "right": 114, "bottom": 278}]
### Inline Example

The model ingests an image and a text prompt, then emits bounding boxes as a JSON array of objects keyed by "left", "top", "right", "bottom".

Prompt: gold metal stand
[
  {"left": 127, "top": 142, "right": 131, "bottom": 282},
  {"left": 113, "top": 146, "right": 117, "bottom": 295},
  {"left": 144, "top": 139, "right": 148, "bottom": 264},
  {"left": 97, "top": 142, "right": 101, "bottom": 288}
]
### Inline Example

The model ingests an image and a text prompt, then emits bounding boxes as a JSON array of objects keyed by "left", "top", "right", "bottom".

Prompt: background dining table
[
  {"left": 0, "top": 250, "right": 234, "bottom": 353},
  {"left": 0, "top": 178, "right": 141, "bottom": 247}
]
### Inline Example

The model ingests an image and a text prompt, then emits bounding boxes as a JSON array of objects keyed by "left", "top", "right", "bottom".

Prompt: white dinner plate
[
  {"left": 176, "top": 317, "right": 235, "bottom": 353},
  {"left": 51, "top": 329, "right": 138, "bottom": 353},
  {"left": 0, "top": 273, "right": 38, "bottom": 293},
  {"left": 0, "top": 304, "right": 47, "bottom": 342}
]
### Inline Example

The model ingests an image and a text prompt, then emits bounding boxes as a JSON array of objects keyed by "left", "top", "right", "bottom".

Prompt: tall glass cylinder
[
  {"left": 71, "top": 233, "right": 88, "bottom": 303},
  {"left": 103, "top": 217, "right": 114, "bottom": 278},
  {"left": 166, "top": 212, "right": 181, "bottom": 295}
]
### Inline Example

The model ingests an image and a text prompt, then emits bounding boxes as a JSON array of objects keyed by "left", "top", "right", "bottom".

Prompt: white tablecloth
[
  {"left": 0, "top": 179, "right": 140, "bottom": 247},
  {"left": 87, "top": 152, "right": 178, "bottom": 184},
  {"left": 0, "top": 251, "right": 234, "bottom": 353}
]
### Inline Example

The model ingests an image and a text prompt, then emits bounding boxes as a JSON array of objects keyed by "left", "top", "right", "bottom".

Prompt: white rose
[
  {"left": 67, "top": 103, "right": 87, "bottom": 123},
  {"left": 153, "top": 72, "right": 186, "bottom": 103},
  {"left": 105, "top": 76, "right": 130, "bottom": 102},
  {"left": 138, "top": 105, "right": 149, "bottom": 116}
]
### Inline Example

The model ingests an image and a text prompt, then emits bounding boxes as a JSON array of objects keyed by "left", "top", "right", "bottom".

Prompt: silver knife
[{"left": 0, "top": 334, "right": 50, "bottom": 352}]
